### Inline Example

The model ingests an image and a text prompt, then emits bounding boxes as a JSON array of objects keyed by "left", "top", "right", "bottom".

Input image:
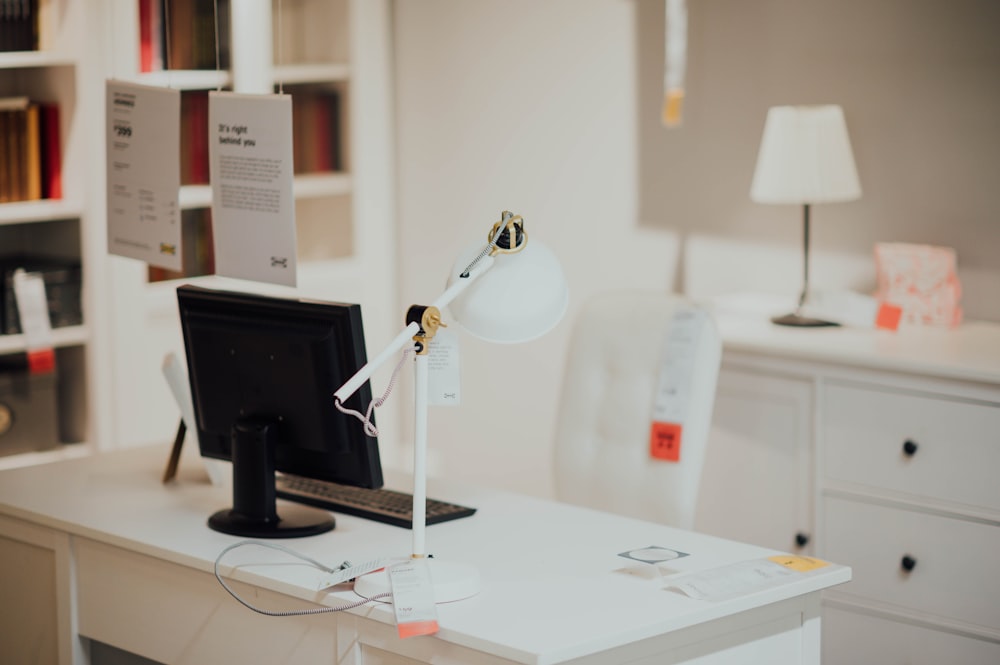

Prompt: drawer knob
[
  {"left": 900, "top": 555, "right": 917, "bottom": 572},
  {"left": 795, "top": 532, "right": 810, "bottom": 548},
  {"left": 902, "top": 439, "right": 919, "bottom": 457}
]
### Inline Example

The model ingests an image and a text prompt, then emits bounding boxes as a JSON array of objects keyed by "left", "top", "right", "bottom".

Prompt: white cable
[
  {"left": 335, "top": 346, "right": 414, "bottom": 436},
  {"left": 213, "top": 540, "right": 389, "bottom": 616}
]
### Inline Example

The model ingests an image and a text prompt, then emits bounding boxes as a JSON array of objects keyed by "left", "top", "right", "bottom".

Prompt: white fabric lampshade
[
  {"left": 446, "top": 238, "right": 569, "bottom": 344},
  {"left": 750, "top": 105, "right": 862, "bottom": 204}
]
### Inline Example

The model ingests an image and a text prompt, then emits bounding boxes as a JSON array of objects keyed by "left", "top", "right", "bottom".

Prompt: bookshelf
[
  {"left": 105, "top": 0, "right": 398, "bottom": 450},
  {"left": 0, "top": 2, "right": 110, "bottom": 465}
]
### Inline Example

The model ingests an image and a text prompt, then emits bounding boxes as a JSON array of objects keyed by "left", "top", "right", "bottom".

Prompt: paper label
[
  {"left": 668, "top": 559, "right": 796, "bottom": 600},
  {"left": 649, "top": 308, "right": 708, "bottom": 462},
  {"left": 317, "top": 558, "right": 390, "bottom": 590},
  {"left": 388, "top": 560, "right": 439, "bottom": 638},
  {"left": 427, "top": 329, "right": 461, "bottom": 406},
  {"left": 106, "top": 80, "right": 182, "bottom": 271},
  {"left": 768, "top": 555, "right": 829, "bottom": 572},
  {"left": 668, "top": 555, "right": 830, "bottom": 601},
  {"left": 13, "top": 270, "right": 55, "bottom": 374},
  {"left": 209, "top": 91, "right": 297, "bottom": 286}
]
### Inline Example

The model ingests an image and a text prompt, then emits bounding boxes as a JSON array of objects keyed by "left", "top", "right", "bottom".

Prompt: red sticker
[
  {"left": 27, "top": 348, "right": 56, "bottom": 374},
  {"left": 649, "top": 421, "right": 683, "bottom": 462}
]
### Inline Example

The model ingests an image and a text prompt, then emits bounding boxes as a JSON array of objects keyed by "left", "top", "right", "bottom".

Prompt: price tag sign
[
  {"left": 387, "top": 560, "right": 439, "bottom": 638},
  {"left": 13, "top": 270, "right": 55, "bottom": 374},
  {"left": 427, "top": 329, "right": 461, "bottom": 406},
  {"left": 106, "top": 80, "right": 182, "bottom": 271},
  {"left": 649, "top": 308, "right": 709, "bottom": 462}
]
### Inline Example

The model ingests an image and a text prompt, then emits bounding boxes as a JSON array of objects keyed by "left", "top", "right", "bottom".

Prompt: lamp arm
[{"left": 332, "top": 256, "right": 495, "bottom": 404}]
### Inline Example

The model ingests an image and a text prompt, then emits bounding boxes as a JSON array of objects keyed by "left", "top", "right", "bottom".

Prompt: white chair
[{"left": 552, "top": 291, "right": 722, "bottom": 530}]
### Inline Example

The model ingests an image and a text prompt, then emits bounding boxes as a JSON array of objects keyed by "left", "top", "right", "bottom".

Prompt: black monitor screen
[{"left": 177, "top": 284, "right": 382, "bottom": 538}]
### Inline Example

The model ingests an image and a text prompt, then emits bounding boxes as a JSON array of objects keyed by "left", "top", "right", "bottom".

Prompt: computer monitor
[{"left": 176, "top": 284, "right": 382, "bottom": 538}]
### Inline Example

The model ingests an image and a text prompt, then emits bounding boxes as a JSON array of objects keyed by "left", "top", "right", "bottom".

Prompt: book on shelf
[
  {"left": 0, "top": 0, "right": 40, "bottom": 52},
  {"left": 289, "top": 85, "right": 342, "bottom": 175},
  {"left": 0, "top": 97, "right": 61, "bottom": 203},
  {"left": 138, "top": 0, "right": 165, "bottom": 72},
  {"left": 140, "top": 0, "right": 231, "bottom": 72},
  {"left": 180, "top": 90, "right": 208, "bottom": 185}
]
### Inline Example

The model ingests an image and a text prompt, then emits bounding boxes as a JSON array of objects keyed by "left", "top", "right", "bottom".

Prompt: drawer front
[
  {"left": 822, "top": 496, "right": 1000, "bottom": 630},
  {"left": 822, "top": 605, "right": 1000, "bottom": 665},
  {"left": 823, "top": 381, "right": 1000, "bottom": 512}
]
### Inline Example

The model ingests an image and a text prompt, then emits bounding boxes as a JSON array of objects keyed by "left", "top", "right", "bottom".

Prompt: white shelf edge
[
  {"left": 121, "top": 70, "right": 232, "bottom": 91},
  {"left": 0, "top": 199, "right": 85, "bottom": 225},
  {"left": 0, "top": 51, "right": 75, "bottom": 69},
  {"left": 273, "top": 63, "right": 350, "bottom": 85},
  {"left": 0, "top": 325, "right": 89, "bottom": 355},
  {"left": 178, "top": 175, "right": 351, "bottom": 210},
  {"left": 0, "top": 442, "right": 94, "bottom": 472},
  {"left": 179, "top": 185, "right": 212, "bottom": 210},
  {"left": 294, "top": 172, "right": 352, "bottom": 198}
]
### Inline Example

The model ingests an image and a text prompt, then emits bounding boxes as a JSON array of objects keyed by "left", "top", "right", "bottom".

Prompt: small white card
[
  {"left": 317, "top": 558, "right": 390, "bottom": 591},
  {"left": 667, "top": 555, "right": 828, "bottom": 601},
  {"left": 106, "top": 80, "right": 182, "bottom": 271},
  {"left": 13, "top": 270, "right": 56, "bottom": 374},
  {"left": 427, "top": 329, "right": 461, "bottom": 406},
  {"left": 651, "top": 308, "right": 707, "bottom": 424},
  {"left": 12, "top": 270, "right": 53, "bottom": 350},
  {"left": 388, "top": 560, "right": 439, "bottom": 638},
  {"left": 209, "top": 91, "right": 297, "bottom": 286}
]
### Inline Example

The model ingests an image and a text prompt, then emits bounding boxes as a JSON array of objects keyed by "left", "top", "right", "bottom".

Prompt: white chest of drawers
[{"left": 699, "top": 313, "right": 1000, "bottom": 664}]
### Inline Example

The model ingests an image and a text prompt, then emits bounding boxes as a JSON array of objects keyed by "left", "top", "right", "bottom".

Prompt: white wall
[
  {"left": 392, "top": 0, "right": 1000, "bottom": 497},
  {"left": 392, "top": 0, "right": 679, "bottom": 496}
]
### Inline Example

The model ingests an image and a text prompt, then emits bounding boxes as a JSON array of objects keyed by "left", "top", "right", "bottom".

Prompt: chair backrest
[{"left": 552, "top": 291, "right": 722, "bottom": 529}]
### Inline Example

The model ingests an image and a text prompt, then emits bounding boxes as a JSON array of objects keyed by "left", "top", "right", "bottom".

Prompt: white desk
[{"left": 0, "top": 444, "right": 850, "bottom": 665}]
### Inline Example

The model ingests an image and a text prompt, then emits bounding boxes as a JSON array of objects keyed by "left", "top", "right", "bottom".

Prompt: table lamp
[
  {"left": 750, "top": 104, "right": 862, "bottom": 326},
  {"left": 334, "top": 211, "right": 568, "bottom": 602}
]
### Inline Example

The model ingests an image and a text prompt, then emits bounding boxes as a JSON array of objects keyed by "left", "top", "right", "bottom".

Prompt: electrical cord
[
  {"left": 334, "top": 346, "right": 413, "bottom": 437},
  {"left": 213, "top": 540, "right": 390, "bottom": 617}
]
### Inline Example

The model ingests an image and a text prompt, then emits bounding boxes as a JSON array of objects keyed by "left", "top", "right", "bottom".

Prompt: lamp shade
[
  {"left": 750, "top": 105, "right": 861, "bottom": 205},
  {"left": 446, "top": 238, "right": 569, "bottom": 344}
]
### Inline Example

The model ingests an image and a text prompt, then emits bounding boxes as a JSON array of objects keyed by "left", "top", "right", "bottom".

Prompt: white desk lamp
[
  {"left": 750, "top": 104, "right": 862, "bottom": 326},
  {"left": 334, "top": 211, "right": 568, "bottom": 602}
]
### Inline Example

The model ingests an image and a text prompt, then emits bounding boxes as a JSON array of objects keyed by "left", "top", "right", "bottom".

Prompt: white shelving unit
[
  {"left": 103, "top": 0, "right": 399, "bottom": 451},
  {"left": 0, "top": 3, "right": 111, "bottom": 465}
]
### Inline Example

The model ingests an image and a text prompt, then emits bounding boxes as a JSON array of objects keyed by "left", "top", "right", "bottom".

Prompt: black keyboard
[{"left": 275, "top": 474, "right": 477, "bottom": 529}]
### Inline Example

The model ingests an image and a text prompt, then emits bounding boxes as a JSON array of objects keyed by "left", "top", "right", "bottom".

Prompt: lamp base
[
  {"left": 771, "top": 312, "right": 840, "bottom": 327},
  {"left": 354, "top": 559, "right": 481, "bottom": 604}
]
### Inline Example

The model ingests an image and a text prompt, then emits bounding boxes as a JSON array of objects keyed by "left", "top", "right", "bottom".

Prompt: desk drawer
[
  {"left": 822, "top": 605, "right": 1000, "bottom": 665},
  {"left": 821, "top": 496, "right": 1000, "bottom": 630},
  {"left": 822, "top": 381, "right": 1000, "bottom": 512}
]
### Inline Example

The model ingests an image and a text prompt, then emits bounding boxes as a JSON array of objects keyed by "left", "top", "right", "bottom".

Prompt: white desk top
[
  {"left": 0, "top": 445, "right": 850, "bottom": 664},
  {"left": 714, "top": 309, "right": 1000, "bottom": 386}
]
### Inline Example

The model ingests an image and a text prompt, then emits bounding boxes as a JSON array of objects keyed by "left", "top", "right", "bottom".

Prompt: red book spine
[{"left": 40, "top": 103, "right": 62, "bottom": 199}]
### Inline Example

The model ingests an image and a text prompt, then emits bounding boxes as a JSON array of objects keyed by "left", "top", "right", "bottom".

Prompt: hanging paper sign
[
  {"left": 106, "top": 81, "right": 182, "bottom": 271},
  {"left": 662, "top": 0, "right": 688, "bottom": 128},
  {"left": 427, "top": 329, "right": 461, "bottom": 407},
  {"left": 387, "top": 560, "right": 440, "bottom": 639},
  {"left": 208, "top": 92, "right": 297, "bottom": 287},
  {"left": 648, "top": 307, "right": 708, "bottom": 462}
]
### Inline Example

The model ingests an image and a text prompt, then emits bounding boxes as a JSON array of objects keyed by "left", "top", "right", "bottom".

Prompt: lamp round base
[
  {"left": 355, "top": 559, "right": 481, "bottom": 603},
  {"left": 771, "top": 312, "right": 840, "bottom": 328}
]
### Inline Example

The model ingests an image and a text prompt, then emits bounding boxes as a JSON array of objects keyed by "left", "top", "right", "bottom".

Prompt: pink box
[{"left": 874, "top": 243, "right": 962, "bottom": 327}]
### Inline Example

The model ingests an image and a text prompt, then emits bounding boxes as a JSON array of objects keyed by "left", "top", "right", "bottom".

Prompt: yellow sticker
[{"left": 768, "top": 555, "right": 829, "bottom": 572}]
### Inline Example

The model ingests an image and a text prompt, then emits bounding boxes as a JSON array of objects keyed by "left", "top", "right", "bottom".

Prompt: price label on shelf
[{"left": 13, "top": 270, "right": 55, "bottom": 374}]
